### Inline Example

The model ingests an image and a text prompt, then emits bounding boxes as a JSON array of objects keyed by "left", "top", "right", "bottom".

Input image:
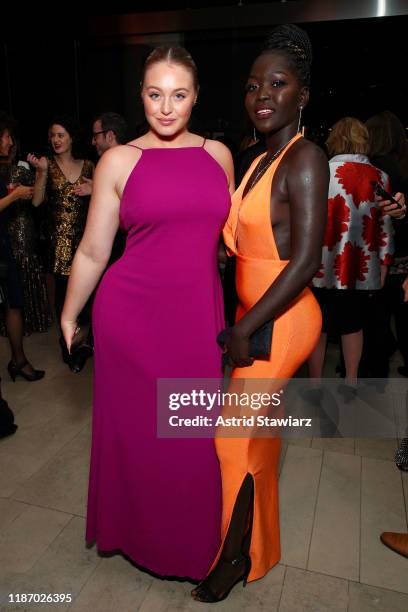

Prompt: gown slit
[{"left": 214, "top": 133, "right": 322, "bottom": 581}]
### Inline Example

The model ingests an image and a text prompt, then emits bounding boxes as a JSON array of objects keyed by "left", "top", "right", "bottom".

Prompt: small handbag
[{"left": 217, "top": 319, "right": 274, "bottom": 366}]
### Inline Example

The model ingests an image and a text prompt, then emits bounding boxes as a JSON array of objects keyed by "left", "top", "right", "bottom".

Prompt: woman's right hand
[
  {"left": 376, "top": 192, "right": 406, "bottom": 218},
  {"left": 27, "top": 154, "right": 48, "bottom": 172},
  {"left": 61, "top": 318, "right": 79, "bottom": 353},
  {"left": 13, "top": 185, "right": 34, "bottom": 200},
  {"left": 223, "top": 326, "right": 255, "bottom": 368}
]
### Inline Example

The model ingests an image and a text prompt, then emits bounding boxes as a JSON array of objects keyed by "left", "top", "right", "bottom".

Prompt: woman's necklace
[{"left": 245, "top": 136, "right": 295, "bottom": 195}]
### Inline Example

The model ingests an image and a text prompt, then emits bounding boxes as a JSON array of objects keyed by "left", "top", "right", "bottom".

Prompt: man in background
[
  {"left": 74, "top": 112, "right": 129, "bottom": 197},
  {"left": 74, "top": 112, "right": 128, "bottom": 263}
]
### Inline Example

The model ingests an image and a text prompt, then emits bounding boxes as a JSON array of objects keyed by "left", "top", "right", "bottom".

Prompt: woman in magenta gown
[{"left": 61, "top": 47, "right": 234, "bottom": 580}]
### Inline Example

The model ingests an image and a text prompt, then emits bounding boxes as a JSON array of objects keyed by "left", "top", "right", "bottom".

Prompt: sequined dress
[
  {"left": 45, "top": 158, "right": 93, "bottom": 275},
  {"left": 0, "top": 163, "right": 51, "bottom": 334}
]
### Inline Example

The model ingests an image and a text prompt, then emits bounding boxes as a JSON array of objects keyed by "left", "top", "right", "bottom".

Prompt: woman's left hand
[
  {"left": 61, "top": 318, "right": 79, "bottom": 353},
  {"left": 223, "top": 326, "right": 254, "bottom": 368}
]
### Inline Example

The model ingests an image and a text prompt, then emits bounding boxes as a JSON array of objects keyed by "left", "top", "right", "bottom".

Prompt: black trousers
[{"left": 356, "top": 274, "right": 408, "bottom": 377}]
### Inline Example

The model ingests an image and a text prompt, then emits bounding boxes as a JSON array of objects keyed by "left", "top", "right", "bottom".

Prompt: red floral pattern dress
[{"left": 312, "top": 155, "right": 394, "bottom": 290}]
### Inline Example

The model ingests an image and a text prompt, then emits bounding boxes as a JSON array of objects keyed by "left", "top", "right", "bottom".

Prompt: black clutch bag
[{"left": 217, "top": 319, "right": 274, "bottom": 364}]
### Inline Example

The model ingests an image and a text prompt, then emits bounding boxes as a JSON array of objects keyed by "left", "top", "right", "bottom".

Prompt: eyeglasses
[{"left": 92, "top": 130, "right": 108, "bottom": 138}]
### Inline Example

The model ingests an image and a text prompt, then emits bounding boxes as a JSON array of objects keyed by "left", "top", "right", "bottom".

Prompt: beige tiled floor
[{"left": 0, "top": 329, "right": 408, "bottom": 611}]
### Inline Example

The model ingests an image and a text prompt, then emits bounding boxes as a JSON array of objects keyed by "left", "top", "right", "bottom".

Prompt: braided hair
[{"left": 262, "top": 24, "right": 312, "bottom": 87}]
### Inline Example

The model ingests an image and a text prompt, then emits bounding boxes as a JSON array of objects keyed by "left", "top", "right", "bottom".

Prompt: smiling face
[
  {"left": 0, "top": 129, "right": 13, "bottom": 157},
  {"left": 245, "top": 50, "right": 309, "bottom": 136},
  {"left": 48, "top": 124, "right": 72, "bottom": 155},
  {"left": 141, "top": 61, "right": 197, "bottom": 139}
]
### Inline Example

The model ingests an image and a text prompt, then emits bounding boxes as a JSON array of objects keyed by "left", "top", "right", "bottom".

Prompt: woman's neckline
[
  {"left": 52, "top": 157, "right": 85, "bottom": 184},
  {"left": 138, "top": 146, "right": 203, "bottom": 150},
  {"left": 126, "top": 137, "right": 206, "bottom": 151}
]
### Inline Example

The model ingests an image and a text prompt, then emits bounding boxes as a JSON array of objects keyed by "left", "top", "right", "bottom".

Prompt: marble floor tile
[
  {"left": 18, "top": 517, "right": 101, "bottom": 607},
  {"left": 278, "top": 567, "right": 348, "bottom": 612},
  {"left": 0, "top": 402, "right": 90, "bottom": 466},
  {"left": 12, "top": 425, "right": 91, "bottom": 517},
  {"left": 308, "top": 451, "right": 361, "bottom": 581},
  {"left": 312, "top": 437, "right": 355, "bottom": 455},
  {"left": 0, "top": 517, "right": 100, "bottom": 610},
  {"left": 0, "top": 504, "right": 71, "bottom": 574},
  {"left": 355, "top": 438, "right": 398, "bottom": 461},
  {"left": 0, "top": 450, "right": 53, "bottom": 499},
  {"left": 348, "top": 581, "right": 408, "bottom": 612},
  {"left": 279, "top": 445, "right": 322, "bottom": 569},
  {"left": 286, "top": 437, "right": 312, "bottom": 448},
  {"left": 70, "top": 553, "right": 152, "bottom": 612},
  {"left": 0, "top": 499, "right": 29, "bottom": 534}
]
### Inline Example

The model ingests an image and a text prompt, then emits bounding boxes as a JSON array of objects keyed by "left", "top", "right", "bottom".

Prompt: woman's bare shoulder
[
  {"left": 290, "top": 138, "right": 328, "bottom": 167},
  {"left": 203, "top": 139, "right": 234, "bottom": 188},
  {"left": 204, "top": 138, "right": 232, "bottom": 159},
  {"left": 96, "top": 144, "right": 143, "bottom": 171}
]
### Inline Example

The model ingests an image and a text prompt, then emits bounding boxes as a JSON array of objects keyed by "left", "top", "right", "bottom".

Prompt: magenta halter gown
[{"left": 87, "top": 143, "right": 230, "bottom": 580}]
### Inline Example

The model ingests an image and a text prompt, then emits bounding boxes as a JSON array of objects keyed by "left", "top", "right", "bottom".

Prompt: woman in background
[
  {"left": 29, "top": 115, "right": 94, "bottom": 372},
  {"left": 0, "top": 135, "right": 51, "bottom": 335},
  {"left": 309, "top": 117, "right": 394, "bottom": 388},
  {"left": 0, "top": 112, "right": 44, "bottom": 381}
]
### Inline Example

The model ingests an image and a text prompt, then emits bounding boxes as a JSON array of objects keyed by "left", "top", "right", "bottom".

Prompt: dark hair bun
[{"left": 262, "top": 24, "right": 312, "bottom": 86}]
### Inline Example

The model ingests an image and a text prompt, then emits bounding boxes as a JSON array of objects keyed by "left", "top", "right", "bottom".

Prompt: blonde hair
[
  {"left": 326, "top": 117, "right": 369, "bottom": 156},
  {"left": 141, "top": 46, "right": 199, "bottom": 91}
]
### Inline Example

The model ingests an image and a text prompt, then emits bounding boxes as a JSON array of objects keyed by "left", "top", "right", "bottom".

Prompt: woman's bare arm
[
  {"left": 225, "top": 143, "right": 329, "bottom": 366},
  {"left": 61, "top": 147, "right": 133, "bottom": 349}
]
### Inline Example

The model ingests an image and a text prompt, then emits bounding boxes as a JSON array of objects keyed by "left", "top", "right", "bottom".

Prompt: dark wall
[{"left": 1, "top": 15, "right": 407, "bottom": 155}]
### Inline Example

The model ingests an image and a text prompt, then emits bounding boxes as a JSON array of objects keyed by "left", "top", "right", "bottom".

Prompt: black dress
[{"left": 0, "top": 165, "right": 51, "bottom": 333}]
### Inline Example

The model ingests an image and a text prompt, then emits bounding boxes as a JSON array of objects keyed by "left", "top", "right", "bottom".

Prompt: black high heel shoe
[
  {"left": 191, "top": 553, "right": 251, "bottom": 603},
  {"left": 7, "top": 360, "right": 45, "bottom": 382}
]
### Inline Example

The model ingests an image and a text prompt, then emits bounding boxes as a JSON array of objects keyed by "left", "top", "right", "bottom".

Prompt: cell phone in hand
[{"left": 370, "top": 181, "right": 402, "bottom": 209}]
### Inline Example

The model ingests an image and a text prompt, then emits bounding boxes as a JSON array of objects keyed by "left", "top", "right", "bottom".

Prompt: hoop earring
[{"left": 297, "top": 106, "right": 303, "bottom": 134}]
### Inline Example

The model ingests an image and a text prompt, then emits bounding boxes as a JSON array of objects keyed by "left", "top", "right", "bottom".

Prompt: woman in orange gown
[{"left": 192, "top": 24, "right": 329, "bottom": 602}]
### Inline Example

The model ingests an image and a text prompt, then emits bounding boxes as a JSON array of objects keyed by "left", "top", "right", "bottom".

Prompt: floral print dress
[{"left": 312, "top": 154, "right": 394, "bottom": 290}]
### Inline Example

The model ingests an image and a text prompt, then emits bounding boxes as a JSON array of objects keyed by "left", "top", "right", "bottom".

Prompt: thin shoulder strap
[{"left": 125, "top": 143, "right": 143, "bottom": 150}]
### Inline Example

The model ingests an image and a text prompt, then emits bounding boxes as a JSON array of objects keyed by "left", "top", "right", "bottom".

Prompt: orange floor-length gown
[{"left": 215, "top": 133, "right": 322, "bottom": 581}]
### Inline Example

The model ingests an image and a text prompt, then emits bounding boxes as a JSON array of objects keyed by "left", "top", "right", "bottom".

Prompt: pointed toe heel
[{"left": 7, "top": 360, "right": 45, "bottom": 382}]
